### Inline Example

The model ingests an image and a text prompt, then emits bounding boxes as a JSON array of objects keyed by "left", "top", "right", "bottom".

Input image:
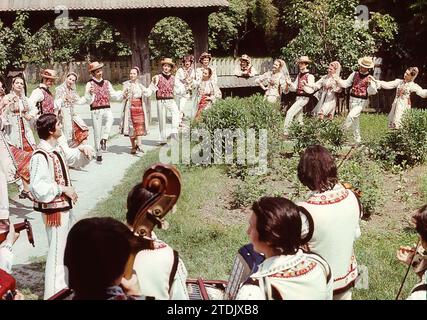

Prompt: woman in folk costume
[
  {"left": 334, "top": 56, "right": 378, "bottom": 144},
  {"left": 196, "top": 52, "right": 218, "bottom": 84},
  {"left": 1, "top": 76, "right": 37, "bottom": 200},
  {"left": 397, "top": 205, "right": 427, "bottom": 300},
  {"left": 29, "top": 69, "right": 59, "bottom": 116},
  {"left": 194, "top": 67, "right": 222, "bottom": 120},
  {"left": 234, "top": 54, "right": 258, "bottom": 78},
  {"left": 297, "top": 145, "right": 362, "bottom": 300},
  {"left": 126, "top": 183, "right": 189, "bottom": 300},
  {"left": 308, "top": 61, "right": 342, "bottom": 120},
  {"left": 370, "top": 67, "right": 427, "bottom": 129},
  {"left": 236, "top": 197, "right": 333, "bottom": 300},
  {"left": 120, "top": 67, "right": 153, "bottom": 155},
  {"left": 55, "top": 72, "right": 89, "bottom": 147},
  {"left": 255, "top": 59, "right": 289, "bottom": 104},
  {"left": 175, "top": 55, "right": 197, "bottom": 119},
  {"left": 283, "top": 56, "right": 316, "bottom": 137}
]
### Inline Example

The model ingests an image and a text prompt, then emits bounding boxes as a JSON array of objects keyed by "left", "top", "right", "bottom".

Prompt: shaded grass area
[
  {"left": 88, "top": 149, "right": 247, "bottom": 280},
  {"left": 353, "top": 227, "right": 418, "bottom": 300}
]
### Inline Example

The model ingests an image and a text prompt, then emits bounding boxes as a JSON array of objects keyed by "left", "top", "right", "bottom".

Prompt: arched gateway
[{"left": 0, "top": 0, "right": 229, "bottom": 85}]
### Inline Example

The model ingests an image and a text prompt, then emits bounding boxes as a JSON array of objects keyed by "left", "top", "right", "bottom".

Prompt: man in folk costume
[
  {"left": 29, "top": 113, "right": 94, "bottom": 299},
  {"left": 151, "top": 58, "right": 180, "bottom": 144},
  {"left": 283, "top": 56, "right": 315, "bottom": 138},
  {"left": 175, "top": 55, "right": 197, "bottom": 119},
  {"left": 29, "top": 69, "right": 59, "bottom": 116},
  {"left": 334, "top": 56, "right": 378, "bottom": 144},
  {"left": 234, "top": 54, "right": 258, "bottom": 78},
  {"left": 84, "top": 62, "right": 123, "bottom": 162}
]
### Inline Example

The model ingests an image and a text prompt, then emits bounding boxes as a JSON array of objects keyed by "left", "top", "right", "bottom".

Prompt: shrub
[
  {"left": 339, "top": 150, "right": 384, "bottom": 215},
  {"left": 191, "top": 94, "right": 284, "bottom": 178},
  {"left": 289, "top": 117, "right": 347, "bottom": 155},
  {"left": 369, "top": 109, "right": 427, "bottom": 169},
  {"left": 232, "top": 175, "right": 267, "bottom": 208}
]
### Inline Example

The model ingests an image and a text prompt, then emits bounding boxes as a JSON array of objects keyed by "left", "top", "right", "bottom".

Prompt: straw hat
[
  {"left": 239, "top": 54, "right": 251, "bottom": 64},
  {"left": 40, "top": 69, "right": 59, "bottom": 80},
  {"left": 297, "top": 56, "right": 312, "bottom": 64},
  {"left": 199, "top": 52, "right": 212, "bottom": 63},
  {"left": 88, "top": 61, "right": 104, "bottom": 73},
  {"left": 358, "top": 56, "right": 374, "bottom": 69},
  {"left": 160, "top": 58, "right": 175, "bottom": 67}
]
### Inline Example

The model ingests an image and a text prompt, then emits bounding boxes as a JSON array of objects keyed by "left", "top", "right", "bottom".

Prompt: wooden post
[{"left": 188, "top": 13, "right": 209, "bottom": 65}]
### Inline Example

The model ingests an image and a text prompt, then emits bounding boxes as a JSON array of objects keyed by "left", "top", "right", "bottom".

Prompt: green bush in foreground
[
  {"left": 289, "top": 117, "right": 347, "bottom": 155},
  {"left": 369, "top": 109, "right": 427, "bottom": 169}
]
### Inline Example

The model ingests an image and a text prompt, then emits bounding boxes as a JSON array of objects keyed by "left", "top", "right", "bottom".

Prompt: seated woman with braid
[
  {"left": 126, "top": 182, "right": 189, "bottom": 300},
  {"left": 236, "top": 197, "right": 333, "bottom": 300}
]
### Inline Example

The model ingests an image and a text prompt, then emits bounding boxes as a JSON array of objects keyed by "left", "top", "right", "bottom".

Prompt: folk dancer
[
  {"left": 236, "top": 197, "right": 333, "bottom": 300},
  {"left": 84, "top": 62, "right": 123, "bottom": 162},
  {"left": 309, "top": 61, "right": 342, "bottom": 120},
  {"left": 175, "top": 55, "right": 197, "bottom": 120},
  {"left": 120, "top": 67, "right": 153, "bottom": 154},
  {"left": 234, "top": 54, "right": 258, "bottom": 78},
  {"left": 255, "top": 59, "right": 289, "bottom": 104},
  {"left": 195, "top": 67, "right": 222, "bottom": 120},
  {"left": 151, "top": 58, "right": 181, "bottom": 144},
  {"left": 283, "top": 56, "right": 316, "bottom": 138},
  {"left": 334, "top": 56, "right": 378, "bottom": 144},
  {"left": 1, "top": 76, "right": 37, "bottom": 200},
  {"left": 29, "top": 113, "right": 94, "bottom": 299},
  {"left": 55, "top": 72, "right": 89, "bottom": 147},
  {"left": 125, "top": 183, "right": 189, "bottom": 299},
  {"left": 29, "top": 69, "right": 59, "bottom": 116},
  {"left": 297, "top": 145, "right": 362, "bottom": 300},
  {"left": 196, "top": 52, "right": 218, "bottom": 84},
  {"left": 370, "top": 67, "right": 427, "bottom": 129}
]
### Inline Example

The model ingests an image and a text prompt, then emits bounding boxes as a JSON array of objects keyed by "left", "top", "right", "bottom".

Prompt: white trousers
[
  {"left": 343, "top": 97, "right": 368, "bottom": 143},
  {"left": 43, "top": 210, "right": 76, "bottom": 299},
  {"left": 333, "top": 288, "right": 353, "bottom": 300},
  {"left": 283, "top": 96, "right": 310, "bottom": 134},
  {"left": 61, "top": 107, "right": 73, "bottom": 142},
  {"left": 91, "top": 108, "right": 114, "bottom": 156},
  {"left": 0, "top": 171, "right": 9, "bottom": 219},
  {"left": 177, "top": 95, "right": 194, "bottom": 119},
  {"left": 156, "top": 99, "right": 180, "bottom": 142}
]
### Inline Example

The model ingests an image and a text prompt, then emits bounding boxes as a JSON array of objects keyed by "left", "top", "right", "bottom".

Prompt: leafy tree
[
  {"left": 280, "top": 0, "right": 397, "bottom": 75},
  {"left": 149, "top": 17, "right": 194, "bottom": 61}
]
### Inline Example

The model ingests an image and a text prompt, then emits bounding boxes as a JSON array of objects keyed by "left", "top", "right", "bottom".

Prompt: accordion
[{"left": 186, "top": 244, "right": 264, "bottom": 300}]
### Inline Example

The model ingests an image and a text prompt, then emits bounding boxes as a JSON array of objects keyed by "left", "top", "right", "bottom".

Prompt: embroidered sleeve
[
  {"left": 84, "top": 82, "right": 95, "bottom": 104},
  {"left": 377, "top": 79, "right": 401, "bottom": 90},
  {"left": 412, "top": 83, "right": 427, "bottom": 98},
  {"left": 28, "top": 88, "right": 43, "bottom": 112},
  {"left": 0, "top": 244, "right": 14, "bottom": 274},
  {"left": 108, "top": 81, "right": 123, "bottom": 101},
  {"left": 30, "top": 153, "right": 61, "bottom": 203},
  {"left": 336, "top": 72, "right": 355, "bottom": 89},
  {"left": 141, "top": 84, "right": 153, "bottom": 98},
  {"left": 59, "top": 139, "right": 92, "bottom": 169},
  {"left": 367, "top": 79, "right": 378, "bottom": 96},
  {"left": 303, "top": 74, "right": 316, "bottom": 94}
]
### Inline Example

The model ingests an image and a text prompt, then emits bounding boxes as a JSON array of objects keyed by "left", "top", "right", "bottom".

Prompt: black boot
[{"left": 100, "top": 139, "right": 107, "bottom": 151}]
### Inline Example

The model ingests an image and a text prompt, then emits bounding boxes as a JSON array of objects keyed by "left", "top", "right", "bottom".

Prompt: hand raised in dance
[{"left": 78, "top": 145, "right": 95, "bottom": 159}]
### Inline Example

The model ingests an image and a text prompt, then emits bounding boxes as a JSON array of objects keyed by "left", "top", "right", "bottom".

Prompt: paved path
[{"left": 10, "top": 100, "right": 189, "bottom": 265}]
